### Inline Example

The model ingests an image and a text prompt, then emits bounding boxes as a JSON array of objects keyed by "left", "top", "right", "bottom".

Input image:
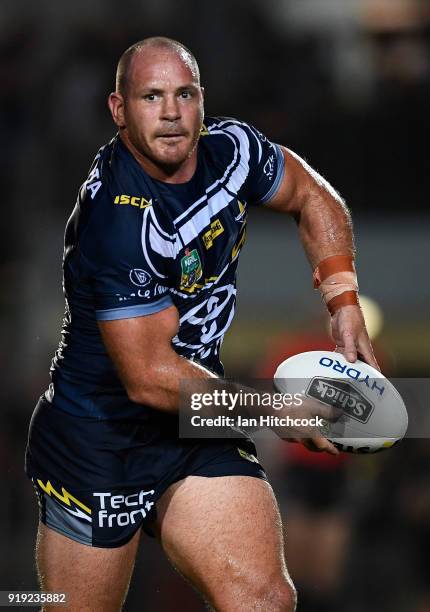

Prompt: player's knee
[
  {"left": 216, "top": 573, "right": 296, "bottom": 612},
  {"left": 256, "top": 576, "right": 297, "bottom": 612}
]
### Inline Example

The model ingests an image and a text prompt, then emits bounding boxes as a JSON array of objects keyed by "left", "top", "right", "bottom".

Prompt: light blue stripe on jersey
[
  {"left": 259, "top": 144, "right": 285, "bottom": 204},
  {"left": 96, "top": 295, "right": 173, "bottom": 321}
]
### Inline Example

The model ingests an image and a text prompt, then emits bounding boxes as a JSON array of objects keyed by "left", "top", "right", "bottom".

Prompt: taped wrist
[{"left": 313, "top": 255, "right": 359, "bottom": 315}]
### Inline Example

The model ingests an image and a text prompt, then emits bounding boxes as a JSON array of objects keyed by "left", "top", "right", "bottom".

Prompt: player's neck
[{"left": 119, "top": 132, "right": 198, "bottom": 184}]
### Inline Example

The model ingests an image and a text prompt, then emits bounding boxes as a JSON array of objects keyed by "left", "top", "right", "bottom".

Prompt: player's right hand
[{"left": 276, "top": 396, "right": 342, "bottom": 455}]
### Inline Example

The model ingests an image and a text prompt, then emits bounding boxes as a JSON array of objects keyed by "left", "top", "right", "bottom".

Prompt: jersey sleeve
[
  {"left": 239, "top": 122, "right": 285, "bottom": 205},
  {"left": 80, "top": 201, "right": 173, "bottom": 322}
]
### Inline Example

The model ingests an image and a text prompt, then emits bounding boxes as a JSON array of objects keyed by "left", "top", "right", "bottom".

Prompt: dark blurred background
[{"left": 1, "top": 0, "right": 429, "bottom": 610}]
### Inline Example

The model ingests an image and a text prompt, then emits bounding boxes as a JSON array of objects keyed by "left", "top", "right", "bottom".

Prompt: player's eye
[
  {"left": 143, "top": 93, "right": 157, "bottom": 101},
  {"left": 180, "top": 90, "right": 193, "bottom": 99}
]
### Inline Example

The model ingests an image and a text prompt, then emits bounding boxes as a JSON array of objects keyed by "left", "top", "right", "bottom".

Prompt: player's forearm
[
  {"left": 295, "top": 165, "right": 354, "bottom": 269},
  {"left": 98, "top": 313, "right": 219, "bottom": 414},
  {"left": 269, "top": 147, "right": 360, "bottom": 320},
  {"left": 285, "top": 154, "right": 378, "bottom": 366},
  {"left": 271, "top": 147, "right": 355, "bottom": 268},
  {"left": 127, "top": 352, "right": 217, "bottom": 413}
]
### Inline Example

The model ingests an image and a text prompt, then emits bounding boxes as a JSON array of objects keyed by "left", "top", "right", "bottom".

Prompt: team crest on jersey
[{"left": 180, "top": 248, "right": 203, "bottom": 289}]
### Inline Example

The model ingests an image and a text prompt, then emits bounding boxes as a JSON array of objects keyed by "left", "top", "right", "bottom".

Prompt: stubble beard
[{"left": 148, "top": 127, "right": 201, "bottom": 172}]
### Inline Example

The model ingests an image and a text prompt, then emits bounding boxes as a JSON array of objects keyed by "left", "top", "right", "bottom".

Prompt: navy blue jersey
[{"left": 49, "top": 117, "right": 285, "bottom": 418}]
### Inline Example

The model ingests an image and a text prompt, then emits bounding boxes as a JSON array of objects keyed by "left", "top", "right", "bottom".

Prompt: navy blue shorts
[{"left": 25, "top": 396, "right": 266, "bottom": 548}]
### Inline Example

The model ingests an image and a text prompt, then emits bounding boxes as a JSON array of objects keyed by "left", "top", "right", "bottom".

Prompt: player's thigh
[
  {"left": 155, "top": 475, "right": 296, "bottom": 612},
  {"left": 36, "top": 523, "right": 140, "bottom": 612}
]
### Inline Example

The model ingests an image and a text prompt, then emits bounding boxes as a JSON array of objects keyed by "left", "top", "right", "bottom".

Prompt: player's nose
[{"left": 161, "top": 95, "right": 181, "bottom": 121}]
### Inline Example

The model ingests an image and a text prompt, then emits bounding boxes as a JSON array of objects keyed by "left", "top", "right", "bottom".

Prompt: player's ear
[{"left": 108, "top": 92, "right": 126, "bottom": 128}]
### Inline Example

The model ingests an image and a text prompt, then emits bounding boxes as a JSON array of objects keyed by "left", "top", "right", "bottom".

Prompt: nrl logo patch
[
  {"left": 306, "top": 377, "right": 374, "bottom": 424},
  {"left": 180, "top": 248, "right": 203, "bottom": 289}
]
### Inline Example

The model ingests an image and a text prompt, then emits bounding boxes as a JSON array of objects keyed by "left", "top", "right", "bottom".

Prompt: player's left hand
[{"left": 330, "top": 304, "right": 380, "bottom": 370}]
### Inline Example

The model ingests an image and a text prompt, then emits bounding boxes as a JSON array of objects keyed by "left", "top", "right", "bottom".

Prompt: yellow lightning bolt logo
[{"left": 37, "top": 479, "right": 92, "bottom": 515}]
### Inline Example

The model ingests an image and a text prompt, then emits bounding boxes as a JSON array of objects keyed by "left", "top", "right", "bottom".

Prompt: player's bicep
[
  {"left": 265, "top": 146, "right": 342, "bottom": 217},
  {"left": 98, "top": 305, "right": 179, "bottom": 401}
]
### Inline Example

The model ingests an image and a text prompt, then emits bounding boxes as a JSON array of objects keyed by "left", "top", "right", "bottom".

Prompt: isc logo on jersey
[{"left": 114, "top": 195, "right": 152, "bottom": 209}]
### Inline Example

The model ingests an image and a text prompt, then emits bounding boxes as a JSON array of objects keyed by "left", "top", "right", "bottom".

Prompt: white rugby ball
[{"left": 274, "top": 351, "right": 408, "bottom": 453}]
